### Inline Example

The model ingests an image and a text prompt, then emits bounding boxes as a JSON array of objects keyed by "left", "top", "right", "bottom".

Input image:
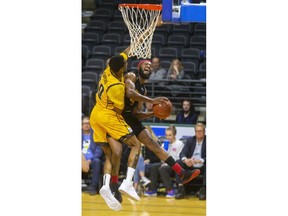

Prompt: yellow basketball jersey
[{"left": 95, "top": 53, "right": 127, "bottom": 111}]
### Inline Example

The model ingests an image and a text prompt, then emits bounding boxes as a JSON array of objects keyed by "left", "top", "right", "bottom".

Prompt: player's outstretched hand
[
  {"left": 156, "top": 15, "right": 164, "bottom": 27},
  {"left": 151, "top": 97, "right": 169, "bottom": 105}
]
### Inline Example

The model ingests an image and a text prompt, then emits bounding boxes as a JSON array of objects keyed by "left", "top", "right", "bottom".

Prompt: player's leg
[
  {"left": 95, "top": 113, "right": 141, "bottom": 200},
  {"left": 137, "top": 128, "right": 200, "bottom": 184},
  {"left": 99, "top": 144, "right": 122, "bottom": 211},
  {"left": 123, "top": 114, "right": 199, "bottom": 184},
  {"left": 107, "top": 137, "right": 123, "bottom": 203},
  {"left": 118, "top": 135, "right": 141, "bottom": 201},
  {"left": 89, "top": 121, "right": 122, "bottom": 211}
]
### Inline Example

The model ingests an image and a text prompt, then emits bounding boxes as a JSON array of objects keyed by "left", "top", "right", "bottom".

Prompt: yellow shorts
[{"left": 90, "top": 106, "right": 134, "bottom": 144}]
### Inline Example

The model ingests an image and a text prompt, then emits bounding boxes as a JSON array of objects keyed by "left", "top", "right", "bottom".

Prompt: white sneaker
[
  {"left": 99, "top": 185, "right": 122, "bottom": 211},
  {"left": 119, "top": 179, "right": 140, "bottom": 201},
  {"left": 140, "top": 177, "right": 151, "bottom": 187}
]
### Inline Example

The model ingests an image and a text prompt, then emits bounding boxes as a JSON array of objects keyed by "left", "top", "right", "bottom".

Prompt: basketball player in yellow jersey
[{"left": 90, "top": 44, "right": 167, "bottom": 210}]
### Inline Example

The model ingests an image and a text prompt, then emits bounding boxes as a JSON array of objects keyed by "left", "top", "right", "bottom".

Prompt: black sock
[{"left": 164, "top": 156, "right": 176, "bottom": 167}]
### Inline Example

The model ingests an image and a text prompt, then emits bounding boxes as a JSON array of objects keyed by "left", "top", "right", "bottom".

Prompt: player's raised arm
[{"left": 124, "top": 72, "right": 168, "bottom": 104}]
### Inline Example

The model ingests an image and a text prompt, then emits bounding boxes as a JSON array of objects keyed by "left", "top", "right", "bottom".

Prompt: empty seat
[
  {"left": 91, "top": 45, "right": 112, "bottom": 59},
  {"left": 193, "top": 23, "right": 206, "bottom": 36},
  {"left": 114, "top": 46, "right": 127, "bottom": 55},
  {"left": 150, "top": 47, "right": 156, "bottom": 58},
  {"left": 107, "top": 21, "right": 127, "bottom": 36},
  {"left": 123, "top": 33, "right": 131, "bottom": 46},
  {"left": 155, "top": 23, "right": 172, "bottom": 34},
  {"left": 82, "top": 71, "right": 98, "bottom": 83},
  {"left": 91, "top": 8, "right": 113, "bottom": 21},
  {"left": 101, "top": 33, "right": 122, "bottom": 46},
  {"left": 181, "top": 48, "right": 200, "bottom": 60},
  {"left": 97, "top": 0, "right": 117, "bottom": 10},
  {"left": 152, "top": 33, "right": 166, "bottom": 48},
  {"left": 158, "top": 47, "right": 178, "bottom": 61},
  {"left": 113, "top": 9, "right": 123, "bottom": 21},
  {"left": 82, "top": 79, "right": 97, "bottom": 91},
  {"left": 167, "top": 34, "right": 188, "bottom": 48},
  {"left": 198, "top": 62, "right": 206, "bottom": 79},
  {"left": 82, "top": 85, "right": 92, "bottom": 116},
  {"left": 82, "top": 32, "right": 100, "bottom": 51},
  {"left": 83, "top": 58, "right": 105, "bottom": 72},
  {"left": 189, "top": 35, "right": 206, "bottom": 49},
  {"left": 85, "top": 20, "right": 106, "bottom": 35},
  {"left": 154, "top": 24, "right": 172, "bottom": 40},
  {"left": 171, "top": 24, "right": 192, "bottom": 36},
  {"left": 160, "top": 60, "right": 171, "bottom": 71},
  {"left": 82, "top": 45, "right": 90, "bottom": 66},
  {"left": 182, "top": 62, "right": 198, "bottom": 79}
]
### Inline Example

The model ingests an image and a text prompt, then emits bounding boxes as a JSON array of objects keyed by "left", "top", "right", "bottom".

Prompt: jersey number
[{"left": 97, "top": 84, "right": 104, "bottom": 100}]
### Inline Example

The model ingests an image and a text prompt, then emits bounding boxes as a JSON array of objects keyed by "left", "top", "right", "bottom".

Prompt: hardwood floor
[{"left": 82, "top": 192, "right": 206, "bottom": 216}]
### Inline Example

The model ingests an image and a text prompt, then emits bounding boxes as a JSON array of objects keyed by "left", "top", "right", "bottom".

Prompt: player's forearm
[
  {"left": 133, "top": 111, "right": 154, "bottom": 120},
  {"left": 126, "top": 89, "right": 153, "bottom": 103},
  {"left": 122, "top": 45, "right": 131, "bottom": 57}
]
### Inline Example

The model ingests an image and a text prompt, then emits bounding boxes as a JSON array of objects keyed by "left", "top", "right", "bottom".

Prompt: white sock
[
  {"left": 103, "top": 174, "right": 111, "bottom": 187},
  {"left": 126, "top": 167, "right": 135, "bottom": 182}
]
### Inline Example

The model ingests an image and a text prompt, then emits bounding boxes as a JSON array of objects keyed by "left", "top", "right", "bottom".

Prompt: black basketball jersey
[{"left": 123, "top": 72, "right": 146, "bottom": 113}]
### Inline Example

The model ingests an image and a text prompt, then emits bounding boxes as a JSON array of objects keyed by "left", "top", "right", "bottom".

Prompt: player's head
[
  {"left": 109, "top": 55, "right": 127, "bottom": 75},
  {"left": 137, "top": 60, "right": 152, "bottom": 79}
]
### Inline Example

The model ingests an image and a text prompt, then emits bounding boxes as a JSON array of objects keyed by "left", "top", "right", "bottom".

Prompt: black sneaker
[
  {"left": 110, "top": 183, "right": 123, "bottom": 203},
  {"left": 180, "top": 169, "right": 200, "bottom": 185},
  {"left": 175, "top": 186, "right": 185, "bottom": 199}
]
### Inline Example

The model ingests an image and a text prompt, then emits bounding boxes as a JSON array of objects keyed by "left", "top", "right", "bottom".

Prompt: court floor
[{"left": 82, "top": 192, "right": 206, "bottom": 216}]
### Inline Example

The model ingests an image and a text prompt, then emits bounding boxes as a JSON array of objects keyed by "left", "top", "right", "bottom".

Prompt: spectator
[
  {"left": 81, "top": 116, "right": 104, "bottom": 195},
  {"left": 82, "top": 153, "right": 89, "bottom": 173},
  {"left": 142, "top": 126, "right": 161, "bottom": 177},
  {"left": 144, "top": 125, "right": 184, "bottom": 198},
  {"left": 149, "top": 57, "right": 167, "bottom": 81},
  {"left": 175, "top": 123, "right": 206, "bottom": 200},
  {"left": 166, "top": 58, "right": 184, "bottom": 80},
  {"left": 133, "top": 152, "right": 151, "bottom": 194},
  {"left": 175, "top": 99, "right": 198, "bottom": 124}
]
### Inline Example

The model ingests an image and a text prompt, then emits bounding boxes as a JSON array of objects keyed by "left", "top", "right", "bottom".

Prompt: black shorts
[
  {"left": 94, "top": 142, "right": 109, "bottom": 147},
  {"left": 122, "top": 112, "right": 146, "bottom": 137}
]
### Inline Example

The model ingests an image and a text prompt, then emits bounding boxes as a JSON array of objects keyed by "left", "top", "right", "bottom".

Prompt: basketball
[{"left": 153, "top": 100, "right": 173, "bottom": 119}]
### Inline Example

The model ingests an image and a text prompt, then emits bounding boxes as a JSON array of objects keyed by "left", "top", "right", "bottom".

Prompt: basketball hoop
[{"left": 118, "top": 4, "right": 162, "bottom": 59}]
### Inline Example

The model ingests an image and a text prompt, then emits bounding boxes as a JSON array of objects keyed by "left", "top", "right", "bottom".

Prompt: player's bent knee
[{"left": 125, "top": 136, "right": 141, "bottom": 148}]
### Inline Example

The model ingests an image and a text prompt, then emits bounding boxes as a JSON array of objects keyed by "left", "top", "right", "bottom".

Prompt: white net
[{"left": 119, "top": 4, "right": 162, "bottom": 59}]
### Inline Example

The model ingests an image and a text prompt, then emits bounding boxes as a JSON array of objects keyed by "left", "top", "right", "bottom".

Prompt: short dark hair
[{"left": 109, "top": 55, "right": 125, "bottom": 73}]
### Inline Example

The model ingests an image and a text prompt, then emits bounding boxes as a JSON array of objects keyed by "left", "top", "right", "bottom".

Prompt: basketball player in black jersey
[{"left": 110, "top": 60, "right": 201, "bottom": 202}]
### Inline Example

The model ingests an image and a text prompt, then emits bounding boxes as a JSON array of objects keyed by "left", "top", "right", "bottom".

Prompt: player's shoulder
[{"left": 124, "top": 71, "right": 137, "bottom": 82}]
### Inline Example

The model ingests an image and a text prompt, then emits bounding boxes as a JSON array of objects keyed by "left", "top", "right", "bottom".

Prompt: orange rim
[{"left": 119, "top": 4, "right": 162, "bottom": 11}]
